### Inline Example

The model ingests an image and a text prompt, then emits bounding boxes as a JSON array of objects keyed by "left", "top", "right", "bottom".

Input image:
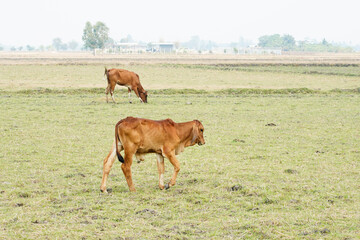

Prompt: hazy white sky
[{"left": 1, "top": 0, "right": 359, "bottom": 46}]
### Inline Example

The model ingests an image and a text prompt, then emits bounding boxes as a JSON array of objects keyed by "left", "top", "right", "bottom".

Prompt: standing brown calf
[
  {"left": 104, "top": 68, "right": 148, "bottom": 103},
  {"left": 100, "top": 117, "right": 205, "bottom": 192}
]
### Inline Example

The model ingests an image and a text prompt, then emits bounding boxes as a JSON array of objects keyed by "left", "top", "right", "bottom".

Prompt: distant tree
[
  {"left": 68, "top": 40, "right": 79, "bottom": 51},
  {"left": 126, "top": 34, "right": 134, "bottom": 43},
  {"left": 82, "top": 22, "right": 96, "bottom": 49},
  {"left": 258, "top": 34, "right": 283, "bottom": 48},
  {"left": 18, "top": 46, "right": 23, "bottom": 51},
  {"left": 52, "top": 38, "right": 68, "bottom": 51},
  {"left": 204, "top": 40, "right": 217, "bottom": 51},
  {"left": 0, "top": 46, "right": 3, "bottom": 51},
  {"left": 296, "top": 39, "right": 353, "bottom": 52},
  {"left": 187, "top": 36, "right": 200, "bottom": 50},
  {"left": 182, "top": 36, "right": 217, "bottom": 51},
  {"left": 52, "top": 38, "right": 62, "bottom": 50},
  {"left": 105, "top": 37, "right": 115, "bottom": 49},
  {"left": 258, "top": 34, "right": 295, "bottom": 51},
  {"left": 26, "top": 45, "right": 35, "bottom": 51},
  {"left": 282, "top": 34, "right": 296, "bottom": 51},
  {"left": 82, "top": 21, "right": 109, "bottom": 51},
  {"left": 120, "top": 34, "right": 134, "bottom": 43},
  {"left": 62, "top": 44, "right": 68, "bottom": 51},
  {"left": 11, "top": 47, "right": 16, "bottom": 51},
  {"left": 238, "top": 36, "right": 253, "bottom": 48}
]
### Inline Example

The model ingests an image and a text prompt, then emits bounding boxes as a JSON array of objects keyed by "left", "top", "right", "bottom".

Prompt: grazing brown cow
[
  {"left": 104, "top": 68, "right": 148, "bottom": 103},
  {"left": 100, "top": 117, "right": 205, "bottom": 192}
]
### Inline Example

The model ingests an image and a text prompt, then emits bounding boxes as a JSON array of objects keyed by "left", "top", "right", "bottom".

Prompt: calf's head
[{"left": 191, "top": 120, "right": 205, "bottom": 146}]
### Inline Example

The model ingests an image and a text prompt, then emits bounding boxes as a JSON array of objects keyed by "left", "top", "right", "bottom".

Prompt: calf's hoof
[
  {"left": 164, "top": 183, "right": 170, "bottom": 190},
  {"left": 100, "top": 188, "right": 112, "bottom": 194}
]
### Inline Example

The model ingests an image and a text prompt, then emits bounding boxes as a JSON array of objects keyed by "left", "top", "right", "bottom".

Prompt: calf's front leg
[
  {"left": 163, "top": 151, "right": 180, "bottom": 189},
  {"left": 156, "top": 154, "right": 165, "bottom": 190}
]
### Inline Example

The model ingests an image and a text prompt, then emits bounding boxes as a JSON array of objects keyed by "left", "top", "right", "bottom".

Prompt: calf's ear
[{"left": 191, "top": 124, "right": 198, "bottom": 145}]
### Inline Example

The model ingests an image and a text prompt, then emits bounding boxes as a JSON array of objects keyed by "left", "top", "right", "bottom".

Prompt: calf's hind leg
[
  {"left": 100, "top": 141, "right": 123, "bottom": 193},
  {"left": 121, "top": 146, "right": 136, "bottom": 192}
]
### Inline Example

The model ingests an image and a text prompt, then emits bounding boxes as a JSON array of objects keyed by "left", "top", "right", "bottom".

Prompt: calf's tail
[{"left": 115, "top": 123, "right": 124, "bottom": 163}]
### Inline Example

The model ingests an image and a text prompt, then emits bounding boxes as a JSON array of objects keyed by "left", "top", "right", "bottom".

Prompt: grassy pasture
[
  {"left": 1, "top": 64, "right": 360, "bottom": 91},
  {"left": 0, "top": 58, "right": 360, "bottom": 239}
]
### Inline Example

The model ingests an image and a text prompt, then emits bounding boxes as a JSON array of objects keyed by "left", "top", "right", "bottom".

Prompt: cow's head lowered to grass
[{"left": 139, "top": 90, "right": 148, "bottom": 103}]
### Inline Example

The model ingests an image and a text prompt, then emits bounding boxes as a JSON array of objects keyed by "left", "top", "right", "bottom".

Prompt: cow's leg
[
  {"left": 163, "top": 151, "right": 180, "bottom": 189},
  {"left": 156, "top": 154, "right": 165, "bottom": 190},
  {"left": 110, "top": 83, "right": 116, "bottom": 103},
  {"left": 100, "top": 141, "right": 123, "bottom": 193},
  {"left": 128, "top": 88, "right": 132, "bottom": 103},
  {"left": 131, "top": 87, "right": 143, "bottom": 103},
  {"left": 121, "top": 146, "right": 136, "bottom": 192},
  {"left": 105, "top": 84, "right": 110, "bottom": 103}
]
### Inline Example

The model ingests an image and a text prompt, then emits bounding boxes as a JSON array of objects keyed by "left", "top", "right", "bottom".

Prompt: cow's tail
[
  {"left": 104, "top": 67, "right": 109, "bottom": 82},
  {"left": 115, "top": 122, "right": 124, "bottom": 163}
]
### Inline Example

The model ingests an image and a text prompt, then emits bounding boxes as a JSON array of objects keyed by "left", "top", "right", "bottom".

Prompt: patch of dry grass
[
  {"left": 1, "top": 51, "right": 360, "bottom": 64},
  {"left": 1, "top": 63, "right": 360, "bottom": 91}
]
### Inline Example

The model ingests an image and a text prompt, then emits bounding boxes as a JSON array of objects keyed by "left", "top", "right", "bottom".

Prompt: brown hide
[
  {"left": 100, "top": 117, "right": 205, "bottom": 192},
  {"left": 104, "top": 68, "right": 148, "bottom": 103}
]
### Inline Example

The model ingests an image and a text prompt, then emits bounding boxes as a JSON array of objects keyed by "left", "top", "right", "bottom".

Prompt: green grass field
[{"left": 0, "top": 60, "right": 360, "bottom": 239}]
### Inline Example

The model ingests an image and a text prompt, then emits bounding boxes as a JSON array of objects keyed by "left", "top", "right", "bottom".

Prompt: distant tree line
[
  {"left": 2, "top": 39, "right": 80, "bottom": 52},
  {"left": 52, "top": 38, "right": 79, "bottom": 51},
  {"left": 0, "top": 23, "right": 355, "bottom": 53},
  {"left": 258, "top": 34, "right": 353, "bottom": 52}
]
